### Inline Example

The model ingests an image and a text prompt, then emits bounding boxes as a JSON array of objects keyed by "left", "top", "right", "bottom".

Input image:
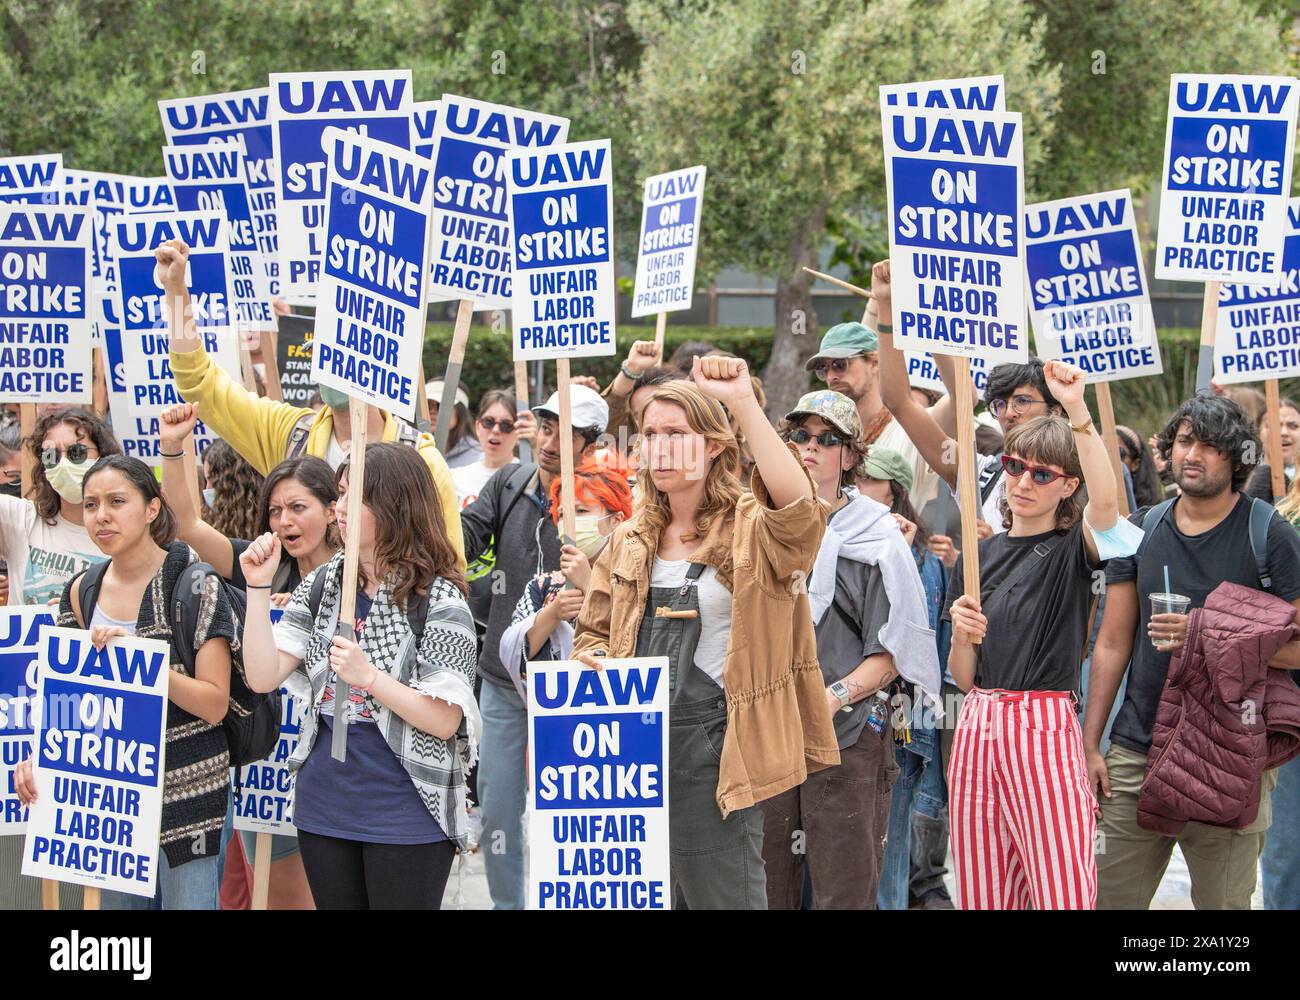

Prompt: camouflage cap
[{"left": 784, "top": 390, "right": 863, "bottom": 441}]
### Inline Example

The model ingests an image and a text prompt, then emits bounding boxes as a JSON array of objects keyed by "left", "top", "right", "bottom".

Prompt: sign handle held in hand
[
  {"left": 251, "top": 831, "right": 272, "bottom": 910},
  {"left": 1095, "top": 382, "right": 1131, "bottom": 518},
  {"left": 514, "top": 361, "right": 532, "bottom": 464},
  {"left": 556, "top": 358, "right": 577, "bottom": 541},
  {"left": 332, "top": 398, "right": 370, "bottom": 763},
  {"left": 436, "top": 299, "right": 474, "bottom": 453},
  {"left": 1265, "top": 379, "right": 1287, "bottom": 502},
  {"left": 953, "top": 357, "right": 981, "bottom": 642},
  {"left": 1196, "top": 281, "right": 1220, "bottom": 394},
  {"left": 415, "top": 362, "right": 432, "bottom": 433}
]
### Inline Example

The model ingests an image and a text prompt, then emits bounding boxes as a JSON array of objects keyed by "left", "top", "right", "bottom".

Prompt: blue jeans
[
  {"left": 478, "top": 679, "right": 528, "bottom": 910},
  {"left": 1262, "top": 753, "right": 1300, "bottom": 909},
  {"left": 101, "top": 850, "right": 221, "bottom": 910},
  {"left": 877, "top": 724, "right": 939, "bottom": 910}
]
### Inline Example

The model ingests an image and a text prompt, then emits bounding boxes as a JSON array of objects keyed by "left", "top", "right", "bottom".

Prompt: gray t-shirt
[{"left": 810, "top": 509, "right": 893, "bottom": 748}]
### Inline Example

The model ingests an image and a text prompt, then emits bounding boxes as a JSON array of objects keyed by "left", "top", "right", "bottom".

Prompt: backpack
[
  {"left": 464, "top": 463, "right": 539, "bottom": 584},
  {"left": 284, "top": 410, "right": 421, "bottom": 461},
  {"left": 978, "top": 453, "right": 1003, "bottom": 507},
  {"left": 76, "top": 560, "right": 281, "bottom": 766},
  {"left": 1134, "top": 496, "right": 1274, "bottom": 592}
]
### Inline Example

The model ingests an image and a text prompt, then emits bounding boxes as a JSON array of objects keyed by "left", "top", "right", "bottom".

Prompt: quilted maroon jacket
[{"left": 1137, "top": 581, "right": 1300, "bottom": 836}]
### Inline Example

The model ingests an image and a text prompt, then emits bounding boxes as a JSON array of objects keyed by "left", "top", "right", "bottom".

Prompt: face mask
[
  {"left": 318, "top": 384, "right": 351, "bottom": 412},
  {"left": 0, "top": 481, "right": 19, "bottom": 498},
  {"left": 45, "top": 456, "right": 96, "bottom": 505},
  {"left": 202, "top": 488, "right": 216, "bottom": 508},
  {"left": 571, "top": 514, "right": 614, "bottom": 559}
]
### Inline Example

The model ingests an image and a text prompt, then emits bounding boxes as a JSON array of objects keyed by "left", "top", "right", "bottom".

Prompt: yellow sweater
[{"left": 169, "top": 345, "right": 465, "bottom": 567}]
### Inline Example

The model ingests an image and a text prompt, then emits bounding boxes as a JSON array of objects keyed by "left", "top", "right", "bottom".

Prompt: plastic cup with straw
[{"left": 1150, "top": 564, "right": 1191, "bottom": 651}]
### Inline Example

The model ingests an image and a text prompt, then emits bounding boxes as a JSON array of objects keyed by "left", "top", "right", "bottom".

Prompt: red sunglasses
[{"left": 1000, "top": 455, "right": 1071, "bottom": 486}]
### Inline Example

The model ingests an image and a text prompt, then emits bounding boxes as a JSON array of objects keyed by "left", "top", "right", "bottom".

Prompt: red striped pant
[{"left": 948, "top": 687, "right": 1098, "bottom": 910}]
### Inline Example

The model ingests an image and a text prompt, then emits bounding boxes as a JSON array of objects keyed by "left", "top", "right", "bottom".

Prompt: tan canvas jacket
[{"left": 574, "top": 461, "right": 838, "bottom": 816}]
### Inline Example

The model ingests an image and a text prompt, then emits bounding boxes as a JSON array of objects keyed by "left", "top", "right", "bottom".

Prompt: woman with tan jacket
[{"left": 574, "top": 356, "right": 835, "bottom": 909}]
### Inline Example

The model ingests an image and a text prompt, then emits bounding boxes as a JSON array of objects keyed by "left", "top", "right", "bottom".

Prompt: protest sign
[
  {"left": 274, "top": 312, "right": 316, "bottom": 407},
  {"left": 426, "top": 94, "right": 570, "bottom": 310},
  {"left": 631, "top": 165, "right": 707, "bottom": 336},
  {"left": 0, "top": 155, "right": 62, "bottom": 192},
  {"left": 269, "top": 70, "right": 413, "bottom": 301},
  {"left": 22, "top": 627, "right": 170, "bottom": 899},
  {"left": 1, "top": 606, "right": 57, "bottom": 836},
  {"left": 905, "top": 350, "right": 987, "bottom": 399},
  {"left": 879, "top": 76, "right": 1005, "bottom": 111},
  {"left": 1215, "top": 198, "right": 1300, "bottom": 385},
  {"left": 1156, "top": 74, "right": 1298, "bottom": 285},
  {"left": 0, "top": 204, "right": 94, "bottom": 403},
  {"left": 111, "top": 210, "right": 241, "bottom": 420},
  {"left": 97, "top": 293, "right": 219, "bottom": 466},
  {"left": 1026, "top": 189, "right": 1161, "bottom": 382},
  {"left": 62, "top": 172, "right": 173, "bottom": 295},
  {"left": 159, "top": 87, "right": 281, "bottom": 296},
  {"left": 233, "top": 612, "right": 299, "bottom": 841},
  {"left": 162, "top": 141, "right": 276, "bottom": 335},
  {"left": 507, "top": 139, "right": 617, "bottom": 365},
  {"left": 310, "top": 127, "right": 434, "bottom": 423},
  {"left": 882, "top": 106, "right": 1027, "bottom": 367},
  {"left": 527, "top": 657, "right": 670, "bottom": 910},
  {"left": 412, "top": 100, "right": 439, "bottom": 159}
]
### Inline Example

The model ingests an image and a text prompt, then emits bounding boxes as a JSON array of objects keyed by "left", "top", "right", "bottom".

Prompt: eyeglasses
[
  {"left": 789, "top": 428, "right": 848, "bottom": 448},
  {"left": 1001, "top": 455, "right": 1071, "bottom": 486},
  {"left": 40, "top": 443, "right": 96, "bottom": 469},
  {"left": 813, "top": 358, "right": 857, "bottom": 380},
  {"left": 478, "top": 416, "right": 516, "bottom": 435},
  {"left": 987, "top": 394, "right": 1048, "bottom": 419}
]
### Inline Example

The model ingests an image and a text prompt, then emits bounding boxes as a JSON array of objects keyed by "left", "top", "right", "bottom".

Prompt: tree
[{"left": 625, "top": 0, "right": 1059, "bottom": 416}]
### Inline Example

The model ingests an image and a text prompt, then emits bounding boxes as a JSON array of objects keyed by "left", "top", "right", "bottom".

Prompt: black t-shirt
[
  {"left": 1105, "top": 494, "right": 1300, "bottom": 753},
  {"left": 942, "top": 522, "right": 1099, "bottom": 693},
  {"left": 227, "top": 537, "right": 304, "bottom": 595}
]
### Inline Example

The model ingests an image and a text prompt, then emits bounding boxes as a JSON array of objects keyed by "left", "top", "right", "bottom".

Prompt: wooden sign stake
[
  {"left": 514, "top": 361, "right": 532, "bottom": 463},
  {"left": 260, "top": 326, "right": 283, "bottom": 403},
  {"left": 1265, "top": 378, "right": 1287, "bottom": 502},
  {"left": 82, "top": 887, "right": 100, "bottom": 910},
  {"left": 251, "top": 831, "right": 272, "bottom": 910},
  {"left": 556, "top": 359, "right": 577, "bottom": 540},
  {"left": 1195, "top": 281, "right": 1220, "bottom": 394},
  {"left": 331, "top": 398, "right": 370, "bottom": 763},
  {"left": 435, "top": 299, "right": 475, "bottom": 453},
  {"left": 953, "top": 358, "right": 981, "bottom": 643},
  {"left": 1095, "top": 382, "right": 1131, "bottom": 518},
  {"left": 653, "top": 311, "right": 668, "bottom": 365}
]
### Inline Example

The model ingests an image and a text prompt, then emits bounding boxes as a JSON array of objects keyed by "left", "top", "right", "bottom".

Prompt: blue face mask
[{"left": 202, "top": 488, "right": 216, "bottom": 508}]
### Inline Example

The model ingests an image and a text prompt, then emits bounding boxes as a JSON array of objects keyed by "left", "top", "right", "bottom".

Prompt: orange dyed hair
[{"left": 549, "top": 457, "right": 634, "bottom": 524}]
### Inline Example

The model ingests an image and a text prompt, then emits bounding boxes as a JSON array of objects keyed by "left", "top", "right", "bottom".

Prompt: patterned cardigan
[
  {"left": 273, "top": 552, "right": 481, "bottom": 850},
  {"left": 60, "top": 542, "right": 239, "bottom": 868}
]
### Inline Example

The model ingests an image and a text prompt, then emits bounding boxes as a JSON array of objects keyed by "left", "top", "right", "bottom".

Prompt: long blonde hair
[
  {"left": 1279, "top": 471, "right": 1300, "bottom": 527},
  {"left": 635, "top": 380, "right": 742, "bottom": 543}
]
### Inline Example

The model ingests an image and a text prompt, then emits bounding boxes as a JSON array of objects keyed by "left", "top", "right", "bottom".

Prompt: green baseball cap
[
  {"left": 863, "top": 447, "right": 913, "bottom": 492},
  {"left": 805, "top": 322, "right": 879, "bottom": 371},
  {"left": 783, "top": 389, "right": 863, "bottom": 441}
]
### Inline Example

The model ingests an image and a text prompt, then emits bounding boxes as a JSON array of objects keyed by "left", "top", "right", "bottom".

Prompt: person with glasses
[
  {"left": 941, "top": 361, "right": 1143, "bottom": 909},
  {"left": 760, "top": 392, "right": 939, "bottom": 909},
  {"left": 804, "top": 319, "right": 949, "bottom": 512},
  {"left": 451, "top": 389, "right": 521, "bottom": 510},
  {"left": 868, "top": 261, "right": 1063, "bottom": 539}
]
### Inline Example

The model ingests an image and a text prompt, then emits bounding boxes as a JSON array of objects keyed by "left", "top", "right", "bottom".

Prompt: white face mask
[
  {"left": 202, "top": 488, "right": 216, "bottom": 508},
  {"left": 44, "top": 455, "right": 96, "bottom": 505}
]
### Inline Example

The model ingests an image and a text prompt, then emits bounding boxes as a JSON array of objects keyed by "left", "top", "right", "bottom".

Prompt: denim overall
[{"left": 634, "top": 563, "right": 767, "bottom": 909}]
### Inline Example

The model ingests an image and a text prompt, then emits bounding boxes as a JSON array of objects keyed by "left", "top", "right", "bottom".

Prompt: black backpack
[{"left": 77, "top": 560, "right": 281, "bottom": 767}]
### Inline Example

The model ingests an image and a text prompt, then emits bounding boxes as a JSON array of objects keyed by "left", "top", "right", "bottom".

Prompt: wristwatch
[
  {"left": 620, "top": 359, "right": 644, "bottom": 382},
  {"left": 829, "top": 680, "right": 852, "bottom": 708}
]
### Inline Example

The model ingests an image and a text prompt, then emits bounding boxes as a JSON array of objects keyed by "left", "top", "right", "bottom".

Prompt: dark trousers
[
  {"left": 760, "top": 721, "right": 898, "bottom": 909},
  {"left": 298, "top": 831, "right": 456, "bottom": 909}
]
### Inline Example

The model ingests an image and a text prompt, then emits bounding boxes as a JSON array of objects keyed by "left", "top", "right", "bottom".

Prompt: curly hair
[
  {"left": 984, "top": 357, "right": 1060, "bottom": 411},
  {"left": 1156, "top": 394, "right": 1260, "bottom": 493},
  {"left": 26, "top": 408, "right": 122, "bottom": 525},
  {"left": 634, "top": 380, "right": 742, "bottom": 544},
  {"left": 337, "top": 443, "right": 466, "bottom": 607},
  {"left": 201, "top": 439, "right": 265, "bottom": 539},
  {"left": 1000, "top": 415, "right": 1086, "bottom": 532}
]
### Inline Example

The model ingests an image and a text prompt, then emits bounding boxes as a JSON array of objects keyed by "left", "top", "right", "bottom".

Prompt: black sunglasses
[
  {"left": 40, "top": 443, "right": 95, "bottom": 469},
  {"left": 478, "top": 416, "right": 516, "bottom": 434},
  {"left": 1001, "top": 455, "right": 1070, "bottom": 486},
  {"left": 789, "top": 428, "right": 847, "bottom": 448},
  {"left": 813, "top": 358, "right": 856, "bottom": 379}
]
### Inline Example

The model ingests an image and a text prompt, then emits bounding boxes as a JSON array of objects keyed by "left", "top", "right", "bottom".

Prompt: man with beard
[{"left": 1084, "top": 394, "right": 1300, "bottom": 909}]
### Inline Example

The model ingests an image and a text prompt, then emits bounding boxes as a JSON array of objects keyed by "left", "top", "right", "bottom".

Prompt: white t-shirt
[
  {"left": 452, "top": 459, "right": 517, "bottom": 510},
  {"left": 650, "top": 556, "right": 733, "bottom": 690},
  {"left": 0, "top": 495, "right": 106, "bottom": 605}
]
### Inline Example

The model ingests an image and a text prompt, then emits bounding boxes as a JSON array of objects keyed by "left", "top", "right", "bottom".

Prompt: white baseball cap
[
  {"left": 425, "top": 379, "right": 469, "bottom": 410},
  {"left": 534, "top": 384, "right": 609, "bottom": 432}
]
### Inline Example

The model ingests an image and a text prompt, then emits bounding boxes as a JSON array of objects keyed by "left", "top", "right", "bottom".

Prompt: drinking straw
[{"left": 1163, "top": 565, "right": 1171, "bottom": 596}]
